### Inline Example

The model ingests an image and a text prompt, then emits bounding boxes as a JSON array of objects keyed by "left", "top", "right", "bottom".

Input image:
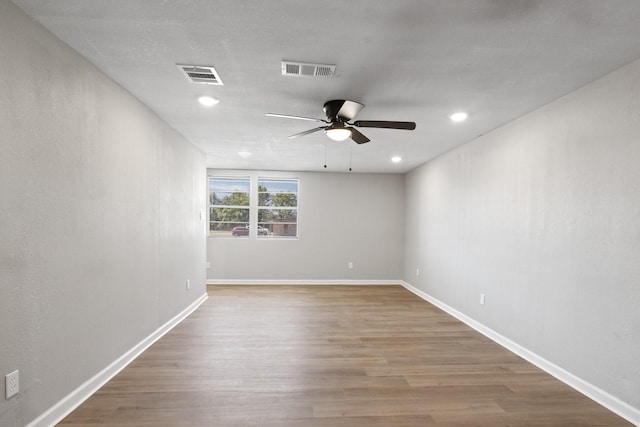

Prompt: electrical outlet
[
  {"left": 348, "top": 261, "right": 353, "bottom": 269},
  {"left": 186, "top": 279, "right": 190, "bottom": 290},
  {"left": 6, "top": 370, "right": 18, "bottom": 399},
  {"left": 206, "top": 262, "right": 211, "bottom": 269}
]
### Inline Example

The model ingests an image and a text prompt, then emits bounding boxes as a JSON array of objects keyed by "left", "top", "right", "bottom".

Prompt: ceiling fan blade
[
  {"left": 266, "top": 113, "right": 326, "bottom": 123},
  {"left": 288, "top": 126, "right": 326, "bottom": 139},
  {"left": 353, "top": 120, "right": 416, "bottom": 130},
  {"left": 349, "top": 127, "right": 370, "bottom": 144}
]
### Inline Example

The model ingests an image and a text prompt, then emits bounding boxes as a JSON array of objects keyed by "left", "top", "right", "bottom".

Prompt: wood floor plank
[{"left": 57, "top": 285, "right": 632, "bottom": 426}]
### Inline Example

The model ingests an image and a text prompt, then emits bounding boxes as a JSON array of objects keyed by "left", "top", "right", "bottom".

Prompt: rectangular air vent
[
  {"left": 281, "top": 61, "right": 336, "bottom": 78},
  {"left": 176, "top": 64, "right": 223, "bottom": 85}
]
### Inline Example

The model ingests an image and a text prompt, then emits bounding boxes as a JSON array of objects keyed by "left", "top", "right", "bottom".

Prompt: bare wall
[
  {"left": 404, "top": 58, "right": 640, "bottom": 411},
  {"left": 207, "top": 170, "right": 405, "bottom": 282},
  {"left": 0, "top": 1, "right": 207, "bottom": 425}
]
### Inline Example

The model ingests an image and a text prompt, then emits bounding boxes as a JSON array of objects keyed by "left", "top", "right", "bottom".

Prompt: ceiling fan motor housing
[{"left": 323, "top": 100, "right": 364, "bottom": 122}]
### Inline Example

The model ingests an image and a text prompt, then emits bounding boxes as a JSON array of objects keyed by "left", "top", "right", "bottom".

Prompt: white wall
[
  {"left": 207, "top": 170, "right": 405, "bottom": 282},
  {"left": 404, "top": 58, "right": 640, "bottom": 415},
  {"left": 0, "top": 1, "right": 207, "bottom": 425}
]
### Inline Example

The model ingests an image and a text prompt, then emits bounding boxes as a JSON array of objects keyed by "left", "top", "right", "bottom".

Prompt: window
[
  {"left": 208, "top": 176, "right": 299, "bottom": 238},
  {"left": 209, "top": 177, "right": 250, "bottom": 237},
  {"left": 258, "top": 178, "right": 298, "bottom": 238}
]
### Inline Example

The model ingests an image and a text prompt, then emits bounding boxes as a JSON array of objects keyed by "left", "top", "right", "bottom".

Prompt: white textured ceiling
[{"left": 12, "top": 0, "right": 640, "bottom": 173}]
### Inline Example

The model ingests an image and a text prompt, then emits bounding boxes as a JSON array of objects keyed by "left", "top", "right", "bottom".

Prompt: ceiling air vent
[
  {"left": 176, "top": 64, "right": 223, "bottom": 85},
  {"left": 281, "top": 61, "right": 336, "bottom": 78}
]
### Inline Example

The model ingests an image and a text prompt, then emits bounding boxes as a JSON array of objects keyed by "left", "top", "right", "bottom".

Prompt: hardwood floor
[{"left": 58, "top": 285, "right": 632, "bottom": 426}]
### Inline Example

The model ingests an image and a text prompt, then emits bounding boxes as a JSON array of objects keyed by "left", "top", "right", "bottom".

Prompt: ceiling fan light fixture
[{"left": 325, "top": 127, "right": 351, "bottom": 141}]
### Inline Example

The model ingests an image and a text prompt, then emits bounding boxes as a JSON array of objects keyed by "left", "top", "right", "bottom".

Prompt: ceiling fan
[{"left": 266, "top": 99, "right": 416, "bottom": 144}]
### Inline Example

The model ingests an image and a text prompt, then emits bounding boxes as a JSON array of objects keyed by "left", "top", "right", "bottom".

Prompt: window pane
[
  {"left": 210, "top": 191, "right": 249, "bottom": 206},
  {"left": 258, "top": 208, "right": 297, "bottom": 238},
  {"left": 258, "top": 220, "right": 297, "bottom": 237},
  {"left": 258, "top": 208, "right": 297, "bottom": 220},
  {"left": 257, "top": 178, "right": 298, "bottom": 238},
  {"left": 210, "top": 178, "right": 250, "bottom": 193},
  {"left": 211, "top": 207, "right": 249, "bottom": 223},
  {"left": 209, "top": 177, "right": 250, "bottom": 237},
  {"left": 271, "top": 193, "right": 297, "bottom": 207},
  {"left": 258, "top": 179, "right": 298, "bottom": 193},
  {"left": 258, "top": 179, "right": 298, "bottom": 208}
]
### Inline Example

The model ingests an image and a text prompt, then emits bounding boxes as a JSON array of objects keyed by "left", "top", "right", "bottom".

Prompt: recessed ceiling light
[
  {"left": 198, "top": 96, "right": 219, "bottom": 106},
  {"left": 237, "top": 151, "right": 252, "bottom": 158},
  {"left": 449, "top": 112, "right": 468, "bottom": 122},
  {"left": 391, "top": 156, "right": 402, "bottom": 163}
]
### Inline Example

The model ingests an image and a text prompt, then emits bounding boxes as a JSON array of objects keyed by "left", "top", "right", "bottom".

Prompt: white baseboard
[
  {"left": 401, "top": 281, "right": 640, "bottom": 427},
  {"left": 207, "top": 279, "right": 402, "bottom": 286},
  {"left": 27, "top": 293, "right": 208, "bottom": 427}
]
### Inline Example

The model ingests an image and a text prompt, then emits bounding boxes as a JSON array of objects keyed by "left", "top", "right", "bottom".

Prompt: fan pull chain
[
  {"left": 349, "top": 145, "right": 352, "bottom": 172},
  {"left": 324, "top": 141, "right": 327, "bottom": 169}
]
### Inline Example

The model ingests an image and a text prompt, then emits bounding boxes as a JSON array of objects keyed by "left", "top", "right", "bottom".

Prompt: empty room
[{"left": 1, "top": 1, "right": 639, "bottom": 426}]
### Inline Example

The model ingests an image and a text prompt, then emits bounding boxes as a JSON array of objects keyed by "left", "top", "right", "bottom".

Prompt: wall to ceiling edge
[
  {"left": 403, "top": 57, "right": 640, "bottom": 419},
  {"left": 0, "top": 1, "right": 207, "bottom": 425}
]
